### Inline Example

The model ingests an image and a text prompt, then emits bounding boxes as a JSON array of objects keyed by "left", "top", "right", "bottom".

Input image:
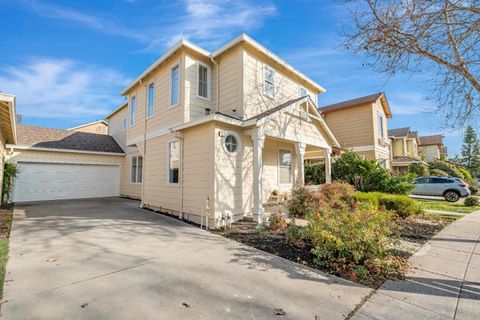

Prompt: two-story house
[
  {"left": 318, "top": 93, "right": 392, "bottom": 169},
  {"left": 419, "top": 135, "right": 446, "bottom": 162},
  {"left": 110, "top": 34, "right": 340, "bottom": 226},
  {"left": 389, "top": 127, "right": 424, "bottom": 173}
]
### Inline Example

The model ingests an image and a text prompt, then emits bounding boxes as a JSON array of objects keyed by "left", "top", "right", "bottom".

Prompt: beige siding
[
  {"left": 71, "top": 122, "right": 108, "bottom": 135},
  {"left": 108, "top": 106, "right": 128, "bottom": 150},
  {"left": 0, "top": 131, "right": 5, "bottom": 204},
  {"left": 323, "top": 104, "right": 374, "bottom": 148},
  {"left": 217, "top": 46, "right": 244, "bottom": 118},
  {"left": 391, "top": 139, "right": 404, "bottom": 157},
  {"left": 420, "top": 145, "right": 440, "bottom": 162},
  {"left": 184, "top": 51, "right": 217, "bottom": 120},
  {"left": 372, "top": 100, "right": 389, "bottom": 146},
  {"left": 121, "top": 153, "right": 142, "bottom": 199},
  {"left": 126, "top": 51, "right": 186, "bottom": 145},
  {"left": 242, "top": 46, "right": 319, "bottom": 120},
  {"left": 9, "top": 149, "right": 122, "bottom": 166}
]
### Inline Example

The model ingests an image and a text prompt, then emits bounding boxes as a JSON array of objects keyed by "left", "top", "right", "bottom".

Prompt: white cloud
[{"left": 0, "top": 58, "right": 130, "bottom": 120}]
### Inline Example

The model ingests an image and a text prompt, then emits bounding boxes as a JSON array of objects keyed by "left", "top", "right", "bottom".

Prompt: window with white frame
[
  {"left": 299, "top": 86, "right": 307, "bottom": 97},
  {"left": 147, "top": 82, "right": 155, "bottom": 117},
  {"left": 378, "top": 112, "right": 384, "bottom": 138},
  {"left": 264, "top": 65, "right": 275, "bottom": 98},
  {"left": 131, "top": 156, "right": 143, "bottom": 183},
  {"left": 278, "top": 149, "right": 292, "bottom": 184},
  {"left": 197, "top": 63, "right": 210, "bottom": 99},
  {"left": 168, "top": 141, "right": 180, "bottom": 184},
  {"left": 170, "top": 65, "right": 180, "bottom": 106},
  {"left": 222, "top": 132, "right": 241, "bottom": 156},
  {"left": 123, "top": 118, "right": 127, "bottom": 130},
  {"left": 130, "top": 96, "right": 136, "bottom": 126}
]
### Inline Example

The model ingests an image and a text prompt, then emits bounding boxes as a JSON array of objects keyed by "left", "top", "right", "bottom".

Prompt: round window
[{"left": 223, "top": 132, "right": 241, "bottom": 156}]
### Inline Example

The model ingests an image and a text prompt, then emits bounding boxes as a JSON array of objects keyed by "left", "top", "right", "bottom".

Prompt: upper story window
[
  {"left": 168, "top": 140, "right": 180, "bottom": 184},
  {"left": 197, "top": 62, "right": 210, "bottom": 100},
  {"left": 130, "top": 96, "right": 136, "bottom": 126},
  {"left": 378, "top": 112, "right": 384, "bottom": 138},
  {"left": 263, "top": 65, "right": 275, "bottom": 98},
  {"left": 170, "top": 64, "right": 180, "bottom": 106},
  {"left": 299, "top": 86, "right": 307, "bottom": 97},
  {"left": 123, "top": 118, "right": 127, "bottom": 130},
  {"left": 147, "top": 82, "right": 155, "bottom": 118}
]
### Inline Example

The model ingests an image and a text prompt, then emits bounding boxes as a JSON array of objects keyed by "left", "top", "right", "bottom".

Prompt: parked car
[{"left": 412, "top": 176, "right": 471, "bottom": 202}]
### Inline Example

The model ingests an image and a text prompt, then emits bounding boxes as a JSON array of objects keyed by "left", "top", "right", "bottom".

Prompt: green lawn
[
  {"left": 0, "top": 238, "right": 9, "bottom": 297},
  {"left": 417, "top": 201, "right": 480, "bottom": 214}
]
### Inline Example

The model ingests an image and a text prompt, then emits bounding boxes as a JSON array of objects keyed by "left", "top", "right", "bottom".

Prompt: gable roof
[
  {"left": 0, "top": 92, "right": 17, "bottom": 144},
  {"left": 120, "top": 34, "right": 325, "bottom": 96},
  {"left": 16, "top": 124, "right": 124, "bottom": 154},
  {"left": 319, "top": 92, "right": 392, "bottom": 118},
  {"left": 388, "top": 127, "right": 411, "bottom": 138},
  {"left": 105, "top": 101, "right": 128, "bottom": 119},
  {"left": 68, "top": 120, "right": 108, "bottom": 131},
  {"left": 419, "top": 135, "right": 444, "bottom": 146}
]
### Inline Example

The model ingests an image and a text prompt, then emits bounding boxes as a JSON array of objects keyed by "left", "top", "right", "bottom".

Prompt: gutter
[{"left": 6, "top": 144, "right": 125, "bottom": 156}]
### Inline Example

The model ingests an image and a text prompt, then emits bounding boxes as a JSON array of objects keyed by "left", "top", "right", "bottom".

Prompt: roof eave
[
  {"left": 0, "top": 93, "right": 17, "bottom": 144},
  {"left": 105, "top": 101, "right": 128, "bottom": 119}
]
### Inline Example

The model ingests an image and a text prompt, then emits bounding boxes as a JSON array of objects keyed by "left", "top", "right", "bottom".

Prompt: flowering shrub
[
  {"left": 305, "top": 208, "right": 395, "bottom": 280},
  {"left": 268, "top": 214, "right": 288, "bottom": 232},
  {"left": 287, "top": 187, "right": 316, "bottom": 218}
]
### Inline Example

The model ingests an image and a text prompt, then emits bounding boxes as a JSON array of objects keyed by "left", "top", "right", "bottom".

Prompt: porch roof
[{"left": 0, "top": 92, "right": 17, "bottom": 144}]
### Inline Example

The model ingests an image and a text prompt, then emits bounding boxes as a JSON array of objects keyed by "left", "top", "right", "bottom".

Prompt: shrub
[
  {"left": 286, "top": 224, "right": 305, "bottom": 246},
  {"left": 305, "top": 163, "right": 325, "bottom": 185},
  {"left": 429, "top": 161, "right": 464, "bottom": 179},
  {"left": 316, "top": 182, "right": 355, "bottom": 211},
  {"left": 288, "top": 187, "right": 315, "bottom": 218},
  {"left": 430, "top": 168, "right": 449, "bottom": 177},
  {"left": 464, "top": 197, "right": 480, "bottom": 206},
  {"left": 353, "top": 192, "right": 423, "bottom": 218},
  {"left": 305, "top": 208, "right": 394, "bottom": 269},
  {"left": 408, "top": 162, "right": 429, "bottom": 177},
  {"left": 2, "top": 162, "right": 18, "bottom": 204},
  {"left": 332, "top": 152, "right": 414, "bottom": 195},
  {"left": 466, "top": 179, "right": 479, "bottom": 194},
  {"left": 458, "top": 167, "right": 473, "bottom": 180},
  {"left": 268, "top": 214, "right": 288, "bottom": 232},
  {"left": 378, "top": 194, "right": 423, "bottom": 218}
]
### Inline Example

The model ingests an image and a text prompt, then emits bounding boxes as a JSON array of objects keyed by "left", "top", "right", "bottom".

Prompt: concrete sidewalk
[{"left": 352, "top": 210, "right": 480, "bottom": 320}]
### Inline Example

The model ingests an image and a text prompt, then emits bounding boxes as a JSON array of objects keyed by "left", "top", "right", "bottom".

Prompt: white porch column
[
  {"left": 296, "top": 142, "right": 306, "bottom": 186},
  {"left": 324, "top": 148, "right": 332, "bottom": 183},
  {"left": 251, "top": 130, "right": 265, "bottom": 224}
]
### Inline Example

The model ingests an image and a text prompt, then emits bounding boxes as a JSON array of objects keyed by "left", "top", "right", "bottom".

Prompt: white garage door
[{"left": 14, "top": 162, "right": 120, "bottom": 202}]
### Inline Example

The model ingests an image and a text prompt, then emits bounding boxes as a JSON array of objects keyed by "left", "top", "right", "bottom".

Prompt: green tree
[{"left": 461, "top": 126, "right": 480, "bottom": 173}]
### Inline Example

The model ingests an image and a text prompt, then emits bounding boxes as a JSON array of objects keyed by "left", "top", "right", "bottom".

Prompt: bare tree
[{"left": 343, "top": 0, "right": 480, "bottom": 127}]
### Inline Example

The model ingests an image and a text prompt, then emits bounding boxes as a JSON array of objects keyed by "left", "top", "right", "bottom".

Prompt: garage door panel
[{"left": 14, "top": 162, "right": 120, "bottom": 202}]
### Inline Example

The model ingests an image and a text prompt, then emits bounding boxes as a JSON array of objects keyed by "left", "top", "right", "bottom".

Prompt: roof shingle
[
  {"left": 17, "top": 124, "right": 124, "bottom": 154},
  {"left": 388, "top": 127, "right": 411, "bottom": 138},
  {"left": 319, "top": 93, "right": 391, "bottom": 117},
  {"left": 419, "top": 135, "right": 444, "bottom": 146}
]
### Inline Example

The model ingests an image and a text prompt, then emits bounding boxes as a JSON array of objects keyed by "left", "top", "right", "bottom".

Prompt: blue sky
[{"left": 0, "top": 0, "right": 464, "bottom": 156}]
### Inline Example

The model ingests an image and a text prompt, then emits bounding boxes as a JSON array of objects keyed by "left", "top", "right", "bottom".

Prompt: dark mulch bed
[
  {"left": 0, "top": 204, "right": 13, "bottom": 239},
  {"left": 394, "top": 215, "right": 458, "bottom": 244}
]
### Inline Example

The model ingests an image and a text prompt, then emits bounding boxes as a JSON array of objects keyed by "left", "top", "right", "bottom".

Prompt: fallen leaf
[
  {"left": 273, "top": 308, "right": 286, "bottom": 316},
  {"left": 0, "top": 299, "right": 8, "bottom": 305},
  {"left": 182, "top": 302, "right": 191, "bottom": 308},
  {"left": 81, "top": 303, "right": 88, "bottom": 308},
  {"left": 46, "top": 258, "right": 57, "bottom": 263}
]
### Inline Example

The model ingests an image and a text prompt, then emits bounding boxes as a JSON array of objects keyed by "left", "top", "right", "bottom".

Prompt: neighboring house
[
  {"left": 6, "top": 124, "right": 124, "bottom": 202},
  {"left": 68, "top": 120, "right": 108, "bottom": 135},
  {"left": 318, "top": 93, "right": 392, "bottom": 169},
  {"left": 0, "top": 93, "right": 17, "bottom": 204},
  {"left": 419, "top": 134, "right": 446, "bottom": 162},
  {"left": 389, "top": 127, "right": 424, "bottom": 173},
  {"left": 111, "top": 33, "right": 339, "bottom": 226}
]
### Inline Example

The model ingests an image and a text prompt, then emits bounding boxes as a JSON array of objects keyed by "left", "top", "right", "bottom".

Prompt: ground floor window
[
  {"left": 131, "top": 156, "right": 143, "bottom": 183},
  {"left": 168, "top": 140, "right": 180, "bottom": 184},
  {"left": 278, "top": 148, "right": 292, "bottom": 185}
]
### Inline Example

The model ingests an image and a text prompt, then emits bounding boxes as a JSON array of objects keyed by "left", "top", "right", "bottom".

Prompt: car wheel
[{"left": 444, "top": 191, "right": 460, "bottom": 202}]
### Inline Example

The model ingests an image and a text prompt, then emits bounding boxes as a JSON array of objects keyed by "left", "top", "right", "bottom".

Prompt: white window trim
[
  {"left": 129, "top": 96, "right": 136, "bottom": 127},
  {"left": 123, "top": 118, "right": 128, "bottom": 131},
  {"left": 378, "top": 112, "right": 384, "bottom": 138},
  {"left": 299, "top": 86, "right": 308, "bottom": 98},
  {"left": 167, "top": 139, "right": 181, "bottom": 187},
  {"left": 131, "top": 155, "right": 143, "bottom": 184},
  {"left": 263, "top": 64, "right": 275, "bottom": 99},
  {"left": 147, "top": 81, "right": 155, "bottom": 119},
  {"left": 278, "top": 147, "right": 293, "bottom": 187},
  {"left": 222, "top": 131, "right": 241, "bottom": 157},
  {"left": 196, "top": 61, "right": 211, "bottom": 101},
  {"left": 169, "top": 62, "right": 180, "bottom": 108}
]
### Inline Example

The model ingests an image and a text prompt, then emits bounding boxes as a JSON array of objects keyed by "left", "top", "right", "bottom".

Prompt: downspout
[
  {"left": 210, "top": 56, "right": 220, "bottom": 112},
  {"left": 139, "top": 79, "right": 148, "bottom": 208},
  {"left": 174, "top": 131, "right": 185, "bottom": 219}
]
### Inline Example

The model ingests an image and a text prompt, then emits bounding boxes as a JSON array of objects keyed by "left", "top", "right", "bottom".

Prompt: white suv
[{"left": 412, "top": 176, "right": 471, "bottom": 202}]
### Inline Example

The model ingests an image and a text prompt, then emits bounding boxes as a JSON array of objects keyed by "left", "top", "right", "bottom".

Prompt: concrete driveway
[{"left": 2, "top": 198, "right": 370, "bottom": 320}]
